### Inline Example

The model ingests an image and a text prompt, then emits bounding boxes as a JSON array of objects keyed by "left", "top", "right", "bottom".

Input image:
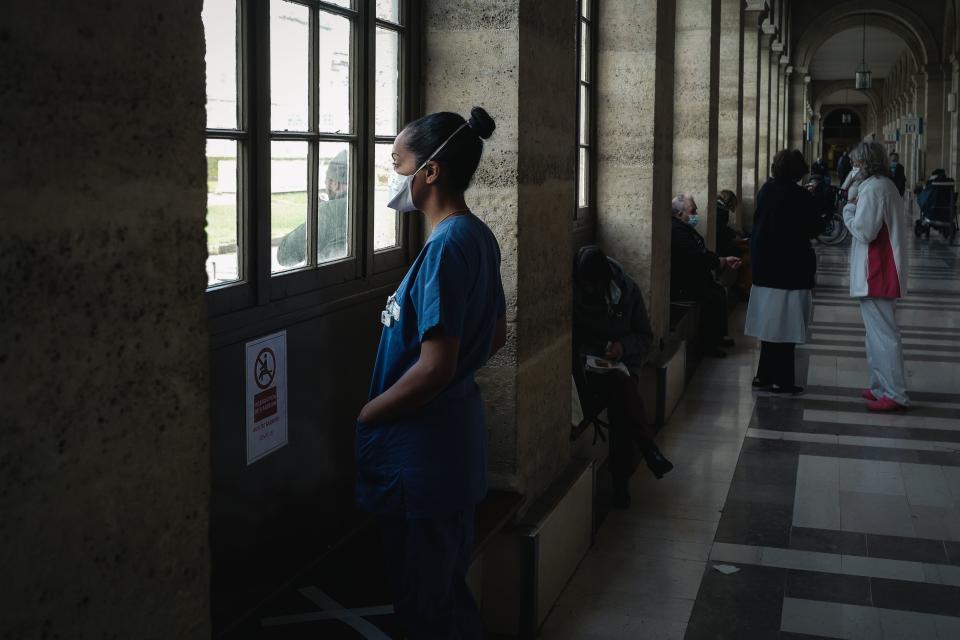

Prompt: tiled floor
[{"left": 544, "top": 233, "right": 960, "bottom": 640}]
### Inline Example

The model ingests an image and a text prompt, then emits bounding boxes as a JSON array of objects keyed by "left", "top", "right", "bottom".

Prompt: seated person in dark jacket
[
  {"left": 889, "top": 152, "right": 906, "bottom": 197},
  {"left": 670, "top": 194, "right": 742, "bottom": 357},
  {"left": 573, "top": 246, "right": 673, "bottom": 508},
  {"left": 277, "top": 150, "right": 350, "bottom": 267},
  {"left": 715, "top": 190, "right": 744, "bottom": 258}
]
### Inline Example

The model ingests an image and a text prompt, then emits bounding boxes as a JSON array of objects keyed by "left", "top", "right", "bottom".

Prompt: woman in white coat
[{"left": 842, "top": 141, "right": 910, "bottom": 411}]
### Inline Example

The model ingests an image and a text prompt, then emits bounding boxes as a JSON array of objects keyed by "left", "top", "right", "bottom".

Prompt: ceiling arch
[
  {"left": 809, "top": 27, "right": 908, "bottom": 81},
  {"left": 794, "top": 0, "right": 937, "bottom": 72}
]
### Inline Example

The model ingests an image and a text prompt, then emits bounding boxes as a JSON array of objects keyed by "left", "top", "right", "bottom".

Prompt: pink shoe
[
  {"left": 866, "top": 396, "right": 907, "bottom": 412},
  {"left": 862, "top": 389, "right": 878, "bottom": 401}
]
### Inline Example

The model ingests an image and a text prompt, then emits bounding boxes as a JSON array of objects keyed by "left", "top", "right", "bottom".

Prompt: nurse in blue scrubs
[{"left": 356, "top": 106, "right": 506, "bottom": 639}]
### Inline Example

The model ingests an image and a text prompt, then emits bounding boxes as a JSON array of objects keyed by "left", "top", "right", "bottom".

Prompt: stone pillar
[
  {"left": 950, "top": 57, "right": 959, "bottom": 179},
  {"left": 788, "top": 69, "right": 806, "bottom": 150},
  {"left": 673, "top": 0, "right": 721, "bottom": 250},
  {"left": 739, "top": 12, "right": 762, "bottom": 231},
  {"left": 756, "top": 28, "right": 774, "bottom": 204},
  {"left": 424, "top": 1, "right": 575, "bottom": 499},
  {"left": 596, "top": 0, "right": 677, "bottom": 341},
  {"left": 1, "top": 1, "right": 210, "bottom": 636},
  {"left": 770, "top": 45, "right": 783, "bottom": 153},
  {"left": 717, "top": 0, "right": 743, "bottom": 207},
  {"left": 923, "top": 64, "right": 948, "bottom": 172},
  {"left": 781, "top": 60, "right": 790, "bottom": 148},
  {"left": 811, "top": 112, "right": 822, "bottom": 166}
]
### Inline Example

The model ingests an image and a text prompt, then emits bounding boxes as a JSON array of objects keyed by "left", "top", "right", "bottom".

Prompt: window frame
[
  {"left": 575, "top": 0, "right": 598, "bottom": 225},
  {"left": 205, "top": 0, "right": 422, "bottom": 320}
]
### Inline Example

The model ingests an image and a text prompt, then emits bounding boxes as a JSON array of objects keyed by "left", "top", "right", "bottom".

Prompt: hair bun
[{"left": 468, "top": 106, "right": 496, "bottom": 139}]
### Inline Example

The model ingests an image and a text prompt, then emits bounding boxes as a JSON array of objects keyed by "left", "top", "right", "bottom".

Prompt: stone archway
[{"left": 793, "top": 0, "right": 936, "bottom": 70}]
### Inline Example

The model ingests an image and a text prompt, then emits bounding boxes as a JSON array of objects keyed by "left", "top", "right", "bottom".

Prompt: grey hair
[
  {"left": 671, "top": 194, "right": 689, "bottom": 216},
  {"left": 850, "top": 141, "right": 890, "bottom": 179}
]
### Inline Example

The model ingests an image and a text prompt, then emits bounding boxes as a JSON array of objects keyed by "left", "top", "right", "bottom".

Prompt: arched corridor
[{"left": 4, "top": 1, "right": 960, "bottom": 638}]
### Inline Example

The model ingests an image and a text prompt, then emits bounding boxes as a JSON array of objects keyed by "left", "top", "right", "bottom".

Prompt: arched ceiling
[
  {"left": 809, "top": 26, "right": 908, "bottom": 80},
  {"left": 817, "top": 89, "right": 871, "bottom": 105}
]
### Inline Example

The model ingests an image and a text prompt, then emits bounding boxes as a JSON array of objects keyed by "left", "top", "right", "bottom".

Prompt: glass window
[
  {"left": 576, "top": 0, "right": 596, "bottom": 220},
  {"left": 271, "top": 0, "right": 309, "bottom": 132},
  {"left": 203, "top": 0, "right": 416, "bottom": 298}
]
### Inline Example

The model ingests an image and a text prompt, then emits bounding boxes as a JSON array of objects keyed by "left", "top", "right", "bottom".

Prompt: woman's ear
[{"left": 424, "top": 160, "right": 440, "bottom": 185}]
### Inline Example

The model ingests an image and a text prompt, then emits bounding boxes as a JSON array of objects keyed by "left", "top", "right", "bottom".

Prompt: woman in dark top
[{"left": 744, "top": 149, "right": 828, "bottom": 394}]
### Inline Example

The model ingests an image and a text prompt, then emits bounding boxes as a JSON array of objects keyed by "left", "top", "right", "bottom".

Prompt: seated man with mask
[
  {"left": 277, "top": 150, "right": 350, "bottom": 267},
  {"left": 670, "top": 193, "right": 741, "bottom": 357},
  {"left": 574, "top": 246, "right": 673, "bottom": 509}
]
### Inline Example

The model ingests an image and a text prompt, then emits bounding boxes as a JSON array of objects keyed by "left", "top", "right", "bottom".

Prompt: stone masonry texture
[{"left": 0, "top": 2, "right": 210, "bottom": 637}]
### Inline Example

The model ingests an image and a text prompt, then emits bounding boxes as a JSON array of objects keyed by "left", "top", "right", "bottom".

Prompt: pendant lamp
[{"left": 855, "top": 13, "right": 872, "bottom": 89}]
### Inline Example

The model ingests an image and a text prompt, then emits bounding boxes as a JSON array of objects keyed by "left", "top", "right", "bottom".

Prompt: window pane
[
  {"left": 318, "top": 11, "right": 352, "bottom": 133},
  {"left": 206, "top": 139, "right": 240, "bottom": 286},
  {"left": 271, "top": 141, "right": 310, "bottom": 274},
  {"left": 376, "top": 0, "right": 401, "bottom": 23},
  {"left": 578, "top": 147, "right": 589, "bottom": 209},
  {"left": 581, "top": 0, "right": 590, "bottom": 19},
  {"left": 323, "top": 0, "right": 352, "bottom": 7},
  {"left": 202, "top": 0, "right": 238, "bottom": 129},
  {"left": 375, "top": 28, "right": 400, "bottom": 136},
  {"left": 317, "top": 142, "right": 351, "bottom": 264},
  {"left": 374, "top": 143, "right": 400, "bottom": 250},
  {"left": 271, "top": 0, "right": 309, "bottom": 131},
  {"left": 579, "top": 84, "right": 589, "bottom": 145},
  {"left": 580, "top": 21, "right": 590, "bottom": 83}
]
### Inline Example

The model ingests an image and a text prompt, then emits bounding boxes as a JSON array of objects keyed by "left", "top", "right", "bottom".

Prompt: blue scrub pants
[{"left": 378, "top": 508, "right": 481, "bottom": 639}]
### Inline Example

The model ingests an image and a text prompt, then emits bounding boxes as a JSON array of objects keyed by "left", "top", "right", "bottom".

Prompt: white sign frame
[{"left": 245, "top": 331, "right": 288, "bottom": 465}]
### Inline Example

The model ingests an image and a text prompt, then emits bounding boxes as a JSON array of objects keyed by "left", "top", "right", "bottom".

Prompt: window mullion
[
  {"left": 307, "top": 5, "right": 319, "bottom": 267},
  {"left": 361, "top": 0, "right": 374, "bottom": 275},
  {"left": 254, "top": 0, "right": 272, "bottom": 304}
]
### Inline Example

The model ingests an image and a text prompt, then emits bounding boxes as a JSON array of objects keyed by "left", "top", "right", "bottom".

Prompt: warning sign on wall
[{"left": 245, "top": 331, "right": 288, "bottom": 465}]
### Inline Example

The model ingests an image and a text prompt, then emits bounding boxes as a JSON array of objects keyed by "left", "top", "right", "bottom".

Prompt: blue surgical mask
[
  {"left": 687, "top": 215, "right": 700, "bottom": 228},
  {"left": 386, "top": 122, "right": 470, "bottom": 213}
]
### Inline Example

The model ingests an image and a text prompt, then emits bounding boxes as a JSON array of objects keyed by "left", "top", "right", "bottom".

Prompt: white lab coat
[{"left": 841, "top": 175, "right": 908, "bottom": 299}]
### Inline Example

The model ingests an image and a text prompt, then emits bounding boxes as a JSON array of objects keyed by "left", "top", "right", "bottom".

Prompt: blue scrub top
[{"left": 356, "top": 213, "right": 506, "bottom": 518}]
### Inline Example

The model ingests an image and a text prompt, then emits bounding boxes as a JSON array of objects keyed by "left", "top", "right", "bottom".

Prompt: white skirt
[{"left": 744, "top": 286, "right": 813, "bottom": 343}]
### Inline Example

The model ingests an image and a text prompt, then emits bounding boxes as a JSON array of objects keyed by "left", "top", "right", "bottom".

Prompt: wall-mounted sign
[
  {"left": 245, "top": 331, "right": 288, "bottom": 465},
  {"left": 901, "top": 117, "right": 923, "bottom": 135}
]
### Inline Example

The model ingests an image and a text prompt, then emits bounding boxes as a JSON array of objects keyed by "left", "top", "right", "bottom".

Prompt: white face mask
[{"left": 386, "top": 122, "right": 470, "bottom": 213}]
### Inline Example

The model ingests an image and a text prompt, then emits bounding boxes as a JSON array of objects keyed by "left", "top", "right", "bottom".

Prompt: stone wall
[
  {"left": 718, "top": 0, "right": 744, "bottom": 202},
  {"left": 423, "top": 0, "right": 574, "bottom": 501},
  {"left": 596, "top": 0, "right": 675, "bottom": 340},
  {"left": 0, "top": 1, "right": 210, "bottom": 638}
]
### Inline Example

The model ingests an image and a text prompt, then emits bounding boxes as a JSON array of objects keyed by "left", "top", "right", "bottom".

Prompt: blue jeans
[{"left": 378, "top": 508, "right": 481, "bottom": 639}]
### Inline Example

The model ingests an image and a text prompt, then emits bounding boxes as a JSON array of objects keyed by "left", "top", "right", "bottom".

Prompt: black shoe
[
  {"left": 752, "top": 376, "right": 773, "bottom": 389},
  {"left": 704, "top": 348, "right": 727, "bottom": 358},
  {"left": 720, "top": 338, "right": 735, "bottom": 348},
  {"left": 642, "top": 443, "right": 674, "bottom": 479},
  {"left": 612, "top": 478, "right": 631, "bottom": 508},
  {"left": 771, "top": 384, "right": 804, "bottom": 395}
]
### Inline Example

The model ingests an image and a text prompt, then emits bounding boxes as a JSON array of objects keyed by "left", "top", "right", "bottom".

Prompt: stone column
[
  {"left": 424, "top": 1, "right": 575, "bottom": 499},
  {"left": 596, "top": 0, "right": 677, "bottom": 341},
  {"left": 788, "top": 69, "right": 806, "bottom": 150},
  {"left": 739, "top": 10, "right": 762, "bottom": 231},
  {"left": 923, "top": 64, "right": 948, "bottom": 172},
  {"left": 717, "top": 0, "right": 743, "bottom": 207},
  {"left": 951, "top": 57, "right": 959, "bottom": 179},
  {"left": 2, "top": 1, "right": 210, "bottom": 636},
  {"left": 770, "top": 44, "right": 783, "bottom": 153},
  {"left": 756, "top": 28, "right": 774, "bottom": 207},
  {"left": 673, "top": 0, "right": 721, "bottom": 250},
  {"left": 811, "top": 112, "right": 822, "bottom": 166},
  {"left": 781, "top": 60, "right": 791, "bottom": 148}
]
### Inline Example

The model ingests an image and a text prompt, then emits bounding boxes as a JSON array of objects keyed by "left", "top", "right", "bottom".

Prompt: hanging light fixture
[{"left": 855, "top": 13, "right": 872, "bottom": 89}]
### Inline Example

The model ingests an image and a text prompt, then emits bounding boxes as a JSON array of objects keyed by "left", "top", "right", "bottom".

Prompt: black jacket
[
  {"left": 670, "top": 217, "right": 720, "bottom": 300},
  {"left": 573, "top": 247, "right": 653, "bottom": 374},
  {"left": 750, "top": 178, "right": 826, "bottom": 290},
  {"left": 891, "top": 163, "right": 906, "bottom": 197}
]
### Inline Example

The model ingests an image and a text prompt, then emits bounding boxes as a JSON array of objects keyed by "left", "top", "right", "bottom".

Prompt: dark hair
[
  {"left": 771, "top": 149, "right": 807, "bottom": 181},
  {"left": 403, "top": 107, "right": 496, "bottom": 192},
  {"left": 577, "top": 246, "right": 612, "bottom": 286}
]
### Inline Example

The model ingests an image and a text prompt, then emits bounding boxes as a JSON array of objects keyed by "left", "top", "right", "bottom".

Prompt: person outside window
[
  {"left": 277, "top": 150, "right": 349, "bottom": 266},
  {"left": 356, "top": 107, "right": 504, "bottom": 638}
]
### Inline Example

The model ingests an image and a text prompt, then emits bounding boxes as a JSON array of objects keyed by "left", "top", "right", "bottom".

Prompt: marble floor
[{"left": 542, "top": 234, "right": 960, "bottom": 640}]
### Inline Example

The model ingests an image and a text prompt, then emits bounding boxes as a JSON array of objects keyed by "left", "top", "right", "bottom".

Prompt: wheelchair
[{"left": 915, "top": 180, "right": 959, "bottom": 243}]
